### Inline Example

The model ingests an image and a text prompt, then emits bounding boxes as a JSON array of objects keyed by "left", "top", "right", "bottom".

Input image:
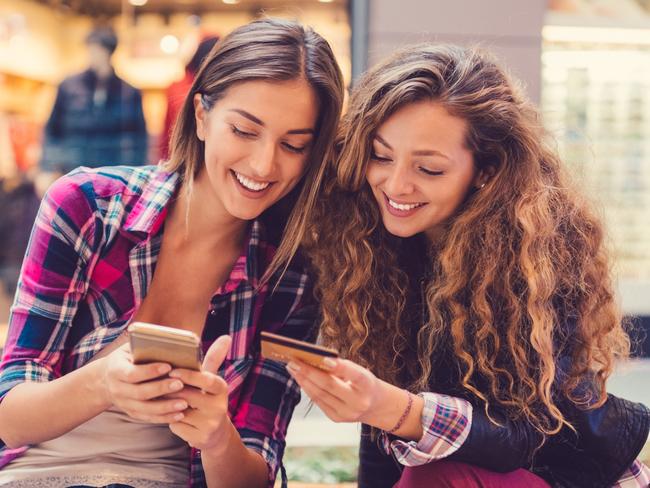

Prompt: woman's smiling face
[
  {"left": 365, "top": 100, "right": 480, "bottom": 240},
  {"left": 193, "top": 78, "right": 319, "bottom": 221}
]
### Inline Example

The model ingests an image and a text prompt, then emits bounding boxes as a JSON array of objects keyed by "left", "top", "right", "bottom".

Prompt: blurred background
[{"left": 1, "top": 0, "right": 649, "bottom": 485}]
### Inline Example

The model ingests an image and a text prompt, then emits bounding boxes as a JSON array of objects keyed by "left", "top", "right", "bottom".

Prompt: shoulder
[
  {"left": 114, "top": 75, "right": 141, "bottom": 97},
  {"left": 55, "top": 164, "right": 159, "bottom": 196},
  {"left": 58, "top": 71, "right": 91, "bottom": 91},
  {"left": 44, "top": 165, "right": 164, "bottom": 224}
]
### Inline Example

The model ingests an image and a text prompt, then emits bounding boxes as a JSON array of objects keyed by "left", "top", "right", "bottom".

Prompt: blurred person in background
[
  {"left": 40, "top": 25, "right": 148, "bottom": 174},
  {"left": 159, "top": 35, "right": 220, "bottom": 162},
  {"left": 0, "top": 176, "right": 40, "bottom": 299},
  {"left": 0, "top": 118, "right": 40, "bottom": 316}
]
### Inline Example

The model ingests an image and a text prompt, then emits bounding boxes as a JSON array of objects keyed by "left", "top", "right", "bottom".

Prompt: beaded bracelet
[{"left": 387, "top": 391, "right": 413, "bottom": 434}]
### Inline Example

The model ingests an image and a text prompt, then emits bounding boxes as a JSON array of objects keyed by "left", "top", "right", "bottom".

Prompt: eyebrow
[
  {"left": 229, "top": 109, "right": 314, "bottom": 135},
  {"left": 374, "top": 134, "right": 450, "bottom": 159}
]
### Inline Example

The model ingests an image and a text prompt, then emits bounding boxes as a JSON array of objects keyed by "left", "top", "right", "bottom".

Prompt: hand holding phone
[
  {"left": 129, "top": 322, "right": 202, "bottom": 371},
  {"left": 260, "top": 331, "right": 338, "bottom": 370}
]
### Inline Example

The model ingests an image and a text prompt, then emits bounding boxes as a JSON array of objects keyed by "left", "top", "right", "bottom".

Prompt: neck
[
  {"left": 91, "top": 65, "right": 112, "bottom": 81},
  {"left": 166, "top": 171, "right": 248, "bottom": 250},
  {"left": 424, "top": 224, "right": 444, "bottom": 244}
]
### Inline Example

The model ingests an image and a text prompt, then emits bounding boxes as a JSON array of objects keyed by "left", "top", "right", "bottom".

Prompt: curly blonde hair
[{"left": 305, "top": 44, "right": 631, "bottom": 438}]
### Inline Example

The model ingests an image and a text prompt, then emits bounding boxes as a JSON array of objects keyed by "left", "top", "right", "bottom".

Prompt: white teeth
[
  {"left": 234, "top": 171, "right": 271, "bottom": 191},
  {"left": 387, "top": 198, "right": 423, "bottom": 211}
]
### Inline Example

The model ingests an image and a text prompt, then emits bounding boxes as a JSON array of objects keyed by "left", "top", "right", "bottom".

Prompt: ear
[
  {"left": 474, "top": 164, "right": 496, "bottom": 190},
  {"left": 193, "top": 93, "right": 206, "bottom": 142}
]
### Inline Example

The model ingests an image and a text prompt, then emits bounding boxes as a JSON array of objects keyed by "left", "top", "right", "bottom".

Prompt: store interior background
[{"left": 1, "top": 0, "right": 649, "bottom": 484}]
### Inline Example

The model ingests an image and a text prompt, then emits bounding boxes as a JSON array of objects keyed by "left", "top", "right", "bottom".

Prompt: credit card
[{"left": 260, "top": 331, "right": 339, "bottom": 370}]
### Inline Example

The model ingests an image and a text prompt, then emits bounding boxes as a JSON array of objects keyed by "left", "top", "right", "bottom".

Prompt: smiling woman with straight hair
[{"left": 0, "top": 18, "right": 343, "bottom": 488}]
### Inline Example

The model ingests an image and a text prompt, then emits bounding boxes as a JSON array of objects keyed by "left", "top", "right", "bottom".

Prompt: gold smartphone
[
  {"left": 128, "top": 322, "right": 202, "bottom": 371},
  {"left": 260, "top": 331, "right": 339, "bottom": 370}
]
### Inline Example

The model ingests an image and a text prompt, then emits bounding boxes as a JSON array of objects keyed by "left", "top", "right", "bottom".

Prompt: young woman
[
  {"left": 0, "top": 18, "right": 343, "bottom": 488},
  {"left": 291, "top": 44, "right": 650, "bottom": 487}
]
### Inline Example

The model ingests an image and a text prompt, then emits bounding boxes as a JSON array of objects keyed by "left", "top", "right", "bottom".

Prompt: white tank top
[{"left": 0, "top": 405, "right": 190, "bottom": 487}]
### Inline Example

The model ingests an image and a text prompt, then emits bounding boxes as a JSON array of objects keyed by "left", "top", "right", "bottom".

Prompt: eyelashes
[
  {"left": 419, "top": 168, "right": 444, "bottom": 176},
  {"left": 370, "top": 151, "right": 444, "bottom": 176},
  {"left": 370, "top": 151, "right": 391, "bottom": 163},
  {"left": 230, "top": 125, "right": 307, "bottom": 154},
  {"left": 231, "top": 125, "right": 255, "bottom": 138}
]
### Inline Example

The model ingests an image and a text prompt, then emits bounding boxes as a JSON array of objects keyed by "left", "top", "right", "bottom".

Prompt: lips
[
  {"left": 230, "top": 170, "right": 275, "bottom": 199},
  {"left": 383, "top": 192, "right": 426, "bottom": 217}
]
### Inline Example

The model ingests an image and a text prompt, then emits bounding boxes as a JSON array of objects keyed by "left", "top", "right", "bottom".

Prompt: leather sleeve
[
  {"left": 447, "top": 403, "right": 543, "bottom": 472},
  {"left": 531, "top": 393, "right": 650, "bottom": 488}
]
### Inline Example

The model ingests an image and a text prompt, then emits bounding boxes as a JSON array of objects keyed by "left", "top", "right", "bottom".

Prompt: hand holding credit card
[{"left": 260, "top": 331, "right": 338, "bottom": 369}]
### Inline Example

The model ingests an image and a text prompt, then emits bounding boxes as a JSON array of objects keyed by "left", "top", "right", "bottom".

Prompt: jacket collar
[{"left": 123, "top": 168, "right": 271, "bottom": 289}]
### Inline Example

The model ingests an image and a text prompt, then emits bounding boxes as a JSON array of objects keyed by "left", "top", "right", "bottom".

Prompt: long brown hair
[
  {"left": 306, "top": 44, "right": 630, "bottom": 438},
  {"left": 163, "top": 18, "right": 344, "bottom": 283}
]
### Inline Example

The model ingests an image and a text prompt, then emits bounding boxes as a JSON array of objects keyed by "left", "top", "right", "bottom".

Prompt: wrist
[
  {"left": 202, "top": 417, "right": 238, "bottom": 459},
  {"left": 360, "top": 380, "right": 403, "bottom": 429},
  {"left": 88, "top": 357, "right": 112, "bottom": 410}
]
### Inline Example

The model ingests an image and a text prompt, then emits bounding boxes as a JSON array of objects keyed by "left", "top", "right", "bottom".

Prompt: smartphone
[
  {"left": 128, "top": 322, "right": 202, "bottom": 371},
  {"left": 260, "top": 331, "right": 339, "bottom": 370}
]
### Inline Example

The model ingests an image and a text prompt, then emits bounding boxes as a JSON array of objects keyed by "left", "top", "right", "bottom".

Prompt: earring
[{"left": 480, "top": 183, "right": 486, "bottom": 189}]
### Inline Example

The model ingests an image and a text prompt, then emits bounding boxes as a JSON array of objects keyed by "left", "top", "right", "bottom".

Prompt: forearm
[
  {"left": 0, "top": 357, "right": 111, "bottom": 448},
  {"left": 363, "top": 379, "right": 425, "bottom": 441},
  {"left": 202, "top": 420, "right": 269, "bottom": 488}
]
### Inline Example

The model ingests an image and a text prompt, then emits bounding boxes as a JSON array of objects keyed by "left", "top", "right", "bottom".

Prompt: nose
[
  {"left": 383, "top": 161, "right": 415, "bottom": 196},
  {"left": 249, "top": 139, "right": 276, "bottom": 179}
]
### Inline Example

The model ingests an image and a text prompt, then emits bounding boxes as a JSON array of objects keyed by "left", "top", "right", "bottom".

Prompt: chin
[
  {"left": 383, "top": 223, "right": 419, "bottom": 239},
  {"left": 231, "top": 208, "right": 265, "bottom": 221},
  {"left": 223, "top": 200, "right": 264, "bottom": 221}
]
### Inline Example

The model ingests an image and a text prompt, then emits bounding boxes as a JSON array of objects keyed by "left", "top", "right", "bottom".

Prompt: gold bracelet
[{"left": 387, "top": 391, "right": 413, "bottom": 435}]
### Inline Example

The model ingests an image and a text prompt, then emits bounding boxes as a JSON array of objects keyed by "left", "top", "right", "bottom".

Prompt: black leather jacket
[
  {"left": 360, "top": 240, "right": 650, "bottom": 487},
  {"left": 358, "top": 392, "right": 649, "bottom": 488}
]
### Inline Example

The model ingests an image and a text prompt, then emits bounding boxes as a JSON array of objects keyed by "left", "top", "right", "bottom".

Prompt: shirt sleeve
[
  {"left": 0, "top": 172, "right": 96, "bottom": 407},
  {"left": 230, "top": 284, "right": 318, "bottom": 487},
  {"left": 611, "top": 459, "right": 650, "bottom": 488},
  {"left": 380, "top": 392, "right": 473, "bottom": 466}
]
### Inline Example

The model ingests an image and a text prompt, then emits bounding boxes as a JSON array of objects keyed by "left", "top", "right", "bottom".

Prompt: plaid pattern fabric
[
  {"left": 613, "top": 459, "right": 650, "bottom": 488},
  {"left": 0, "top": 165, "right": 315, "bottom": 488},
  {"left": 381, "top": 392, "right": 472, "bottom": 465}
]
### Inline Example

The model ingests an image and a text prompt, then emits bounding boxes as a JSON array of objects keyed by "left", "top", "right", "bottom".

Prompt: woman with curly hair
[{"left": 288, "top": 44, "right": 650, "bottom": 487}]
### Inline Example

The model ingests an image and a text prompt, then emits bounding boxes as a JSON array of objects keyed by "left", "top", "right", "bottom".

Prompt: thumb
[{"left": 202, "top": 335, "right": 232, "bottom": 373}]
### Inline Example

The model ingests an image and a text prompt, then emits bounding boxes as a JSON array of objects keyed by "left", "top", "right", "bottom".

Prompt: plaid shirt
[
  {"left": 0, "top": 165, "right": 315, "bottom": 488},
  {"left": 381, "top": 393, "right": 649, "bottom": 486},
  {"left": 379, "top": 392, "right": 472, "bottom": 464}
]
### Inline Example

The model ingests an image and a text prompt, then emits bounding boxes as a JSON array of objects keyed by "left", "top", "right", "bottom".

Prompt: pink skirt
[{"left": 393, "top": 460, "right": 551, "bottom": 488}]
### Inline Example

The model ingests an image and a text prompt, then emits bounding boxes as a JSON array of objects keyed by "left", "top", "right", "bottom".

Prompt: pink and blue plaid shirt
[
  {"left": 0, "top": 165, "right": 316, "bottom": 488},
  {"left": 381, "top": 393, "right": 650, "bottom": 486}
]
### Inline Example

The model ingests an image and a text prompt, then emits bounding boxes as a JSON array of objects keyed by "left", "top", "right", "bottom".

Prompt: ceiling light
[
  {"left": 160, "top": 34, "right": 180, "bottom": 54},
  {"left": 129, "top": 0, "right": 148, "bottom": 6},
  {"left": 222, "top": 0, "right": 240, "bottom": 4}
]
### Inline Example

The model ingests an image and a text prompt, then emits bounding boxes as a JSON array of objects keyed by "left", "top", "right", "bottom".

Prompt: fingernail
[
  {"left": 170, "top": 380, "right": 183, "bottom": 391},
  {"left": 287, "top": 362, "right": 301, "bottom": 373},
  {"left": 159, "top": 364, "right": 171, "bottom": 374},
  {"left": 174, "top": 401, "right": 187, "bottom": 410},
  {"left": 173, "top": 413, "right": 184, "bottom": 421},
  {"left": 168, "top": 370, "right": 181, "bottom": 378},
  {"left": 323, "top": 358, "right": 337, "bottom": 369}
]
